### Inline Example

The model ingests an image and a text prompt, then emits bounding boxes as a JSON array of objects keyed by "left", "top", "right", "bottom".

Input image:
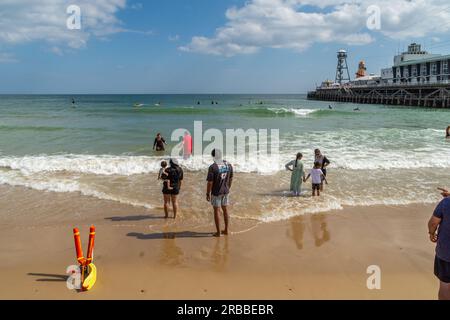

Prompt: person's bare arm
[
  {"left": 228, "top": 166, "right": 233, "bottom": 189},
  {"left": 285, "top": 161, "right": 293, "bottom": 172},
  {"left": 305, "top": 174, "right": 311, "bottom": 182},
  {"left": 428, "top": 215, "right": 442, "bottom": 243},
  {"left": 206, "top": 181, "right": 213, "bottom": 201}
]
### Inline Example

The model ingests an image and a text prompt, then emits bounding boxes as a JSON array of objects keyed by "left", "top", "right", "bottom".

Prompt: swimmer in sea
[
  {"left": 153, "top": 133, "right": 167, "bottom": 152},
  {"left": 446, "top": 126, "right": 450, "bottom": 138},
  {"left": 329, "top": 105, "right": 333, "bottom": 110},
  {"left": 354, "top": 107, "right": 360, "bottom": 111}
]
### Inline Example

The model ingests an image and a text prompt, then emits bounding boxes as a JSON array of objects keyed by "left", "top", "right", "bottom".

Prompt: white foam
[
  {"left": 0, "top": 128, "right": 448, "bottom": 176},
  {"left": 268, "top": 107, "right": 318, "bottom": 117},
  {"left": 0, "top": 170, "right": 154, "bottom": 209}
]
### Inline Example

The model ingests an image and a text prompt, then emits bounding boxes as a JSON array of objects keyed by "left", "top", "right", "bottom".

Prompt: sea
[{"left": 0, "top": 94, "right": 449, "bottom": 222}]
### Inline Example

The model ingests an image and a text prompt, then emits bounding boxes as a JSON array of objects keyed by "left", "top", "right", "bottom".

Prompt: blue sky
[{"left": 0, "top": 0, "right": 450, "bottom": 94}]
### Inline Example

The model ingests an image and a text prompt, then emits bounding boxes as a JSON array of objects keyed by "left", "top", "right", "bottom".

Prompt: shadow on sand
[
  {"left": 127, "top": 231, "right": 214, "bottom": 240},
  {"left": 105, "top": 214, "right": 166, "bottom": 222},
  {"left": 27, "top": 273, "right": 68, "bottom": 282}
]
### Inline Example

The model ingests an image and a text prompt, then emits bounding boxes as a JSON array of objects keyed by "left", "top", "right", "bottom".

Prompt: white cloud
[
  {"left": 0, "top": 52, "right": 17, "bottom": 63},
  {"left": 0, "top": 0, "right": 127, "bottom": 51},
  {"left": 169, "top": 34, "right": 180, "bottom": 42},
  {"left": 130, "top": 3, "right": 143, "bottom": 10},
  {"left": 180, "top": 0, "right": 450, "bottom": 57}
]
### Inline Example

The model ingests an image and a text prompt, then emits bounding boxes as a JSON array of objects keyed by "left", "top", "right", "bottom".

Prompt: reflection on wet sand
[
  {"left": 159, "top": 234, "right": 184, "bottom": 267},
  {"left": 287, "top": 214, "right": 330, "bottom": 249},
  {"left": 287, "top": 216, "right": 305, "bottom": 250},
  {"left": 211, "top": 237, "right": 229, "bottom": 271},
  {"left": 158, "top": 226, "right": 183, "bottom": 267},
  {"left": 311, "top": 214, "right": 330, "bottom": 247}
]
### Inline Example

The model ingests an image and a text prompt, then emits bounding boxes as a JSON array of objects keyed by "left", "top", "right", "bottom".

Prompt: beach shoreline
[{"left": 0, "top": 185, "right": 440, "bottom": 300}]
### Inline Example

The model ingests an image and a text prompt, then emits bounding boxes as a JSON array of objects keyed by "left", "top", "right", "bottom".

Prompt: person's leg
[
  {"left": 163, "top": 194, "right": 170, "bottom": 218},
  {"left": 171, "top": 195, "right": 178, "bottom": 219},
  {"left": 221, "top": 205, "right": 229, "bottom": 235},
  {"left": 213, "top": 206, "right": 221, "bottom": 237},
  {"left": 439, "top": 281, "right": 450, "bottom": 300}
]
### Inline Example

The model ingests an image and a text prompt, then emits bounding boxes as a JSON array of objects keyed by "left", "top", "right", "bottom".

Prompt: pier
[{"left": 307, "top": 83, "right": 450, "bottom": 108}]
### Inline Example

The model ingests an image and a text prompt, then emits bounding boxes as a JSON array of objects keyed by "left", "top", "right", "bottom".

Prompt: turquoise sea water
[{"left": 0, "top": 94, "right": 449, "bottom": 221}]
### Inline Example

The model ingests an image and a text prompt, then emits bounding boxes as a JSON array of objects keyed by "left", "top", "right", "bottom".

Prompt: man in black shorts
[
  {"left": 163, "top": 159, "right": 183, "bottom": 219},
  {"left": 428, "top": 188, "right": 450, "bottom": 300}
]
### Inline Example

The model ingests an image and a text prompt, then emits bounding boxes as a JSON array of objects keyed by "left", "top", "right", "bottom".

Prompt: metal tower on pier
[{"left": 335, "top": 49, "right": 351, "bottom": 84}]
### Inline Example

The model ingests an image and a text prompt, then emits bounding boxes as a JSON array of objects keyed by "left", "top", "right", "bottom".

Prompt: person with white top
[{"left": 305, "top": 162, "right": 328, "bottom": 197}]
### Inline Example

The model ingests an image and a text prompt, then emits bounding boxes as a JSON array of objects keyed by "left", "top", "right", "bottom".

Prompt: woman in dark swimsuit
[{"left": 153, "top": 133, "right": 166, "bottom": 152}]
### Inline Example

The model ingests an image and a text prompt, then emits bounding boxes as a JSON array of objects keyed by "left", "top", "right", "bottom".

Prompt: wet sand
[{"left": 0, "top": 185, "right": 440, "bottom": 300}]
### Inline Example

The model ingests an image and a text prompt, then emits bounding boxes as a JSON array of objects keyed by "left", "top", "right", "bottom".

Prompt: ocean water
[{"left": 0, "top": 94, "right": 449, "bottom": 222}]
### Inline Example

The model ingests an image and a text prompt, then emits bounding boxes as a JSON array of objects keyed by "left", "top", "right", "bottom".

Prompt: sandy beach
[{"left": 0, "top": 184, "right": 440, "bottom": 300}]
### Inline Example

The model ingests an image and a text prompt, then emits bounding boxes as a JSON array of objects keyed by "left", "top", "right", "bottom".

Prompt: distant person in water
[
  {"left": 285, "top": 153, "right": 305, "bottom": 196},
  {"left": 329, "top": 105, "right": 333, "bottom": 110},
  {"left": 206, "top": 149, "right": 233, "bottom": 237},
  {"left": 446, "top": 126, "right": 450, "bottom": 138},
  {"left": 71, "top": 97, "right": 75, "bottom": 107},
  {"left": 183, "top": 131, "right": 192, "bottom": 159},
  {"left": 153, "top": 133, "right": 166, "bottom": 152},
  {"left": 305, "top": 162, "right": 328, "bottom": 197},
  {"left": 354, "top": 107, "right": 360, "bottom": 111},
  {"left": 428, "top": 187, "right": 450, "bottom": 300},
  {"left": 314, "top": 149, "right": 330, "bottom": 191}
]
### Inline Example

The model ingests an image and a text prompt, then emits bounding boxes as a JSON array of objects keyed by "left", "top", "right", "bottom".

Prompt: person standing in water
[
  {"left": 153, "top": 133, "right": 166, "bottom": 152},
  {"left": 163, "top": 159, "right": 183, "bottom": 219},
  {"left": 285, "top": 153, "right": 305, "bottom": 196},
  {"left": 206, "top": 149, "right": 233, "bottom": 237},
  {"left": 314, "top": 149, "right": 330, "bottom": 191},
  {"left": 183, "top": 131, "right": 192, "bottom": 159},
  {"left": 428, "top": 188, "right": 450, "bottom": 300},
  {"left": 305, "top": 162, "right": 328, "bottom": 197},
  {"left": 446, "top": 126, "right": 450, "bottom": 139}
]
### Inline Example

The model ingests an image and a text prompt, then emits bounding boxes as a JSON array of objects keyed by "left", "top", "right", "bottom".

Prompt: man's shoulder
[{"left": 441, "top": 197, "right": 450, "bottom": 208}]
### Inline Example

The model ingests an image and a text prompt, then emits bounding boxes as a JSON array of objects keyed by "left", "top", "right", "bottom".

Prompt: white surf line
[{"left": 230, "top": 222, "right": 262, "bottom": 235}]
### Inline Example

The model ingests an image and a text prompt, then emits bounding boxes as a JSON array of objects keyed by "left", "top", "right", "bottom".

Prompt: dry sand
[{"left": 0, "top": 185, "right": 440, "bottom": 299}]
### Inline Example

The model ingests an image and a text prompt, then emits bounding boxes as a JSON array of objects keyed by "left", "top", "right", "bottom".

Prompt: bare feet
[
  {"left": 221, "top": 230, "right": 228, "bottom": 236},
  {"left": 213, "top": 232, "right": 221, "bottom": 237}
]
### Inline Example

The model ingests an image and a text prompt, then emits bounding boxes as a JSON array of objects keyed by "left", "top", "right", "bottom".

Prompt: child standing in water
[
  {"left": 158, "top": 161, "right": 173, "bottom": 191},
  {"left": 305, "top": 162, "right": 328, "bottom": 197}
]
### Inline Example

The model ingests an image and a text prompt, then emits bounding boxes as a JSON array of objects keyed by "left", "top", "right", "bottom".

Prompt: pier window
[
  {"left": 431, "top": 63, "right": 437, "bottom": 75},
  {"left": 404, "top": 67, "right": 409, "bottom": 79},
  {"left": 443, "top": 60, "right": 449, "bottom": 74},
  {"left": 411, "top": 65, "right": 417, "bottom": 77},
  {"left": 421, "top": 64, "right": 427, "bottom": 76}
]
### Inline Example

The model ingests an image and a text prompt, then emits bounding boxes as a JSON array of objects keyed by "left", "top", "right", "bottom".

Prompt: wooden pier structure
[{"left": 307, "top": 83, "right": 450, "bottom": 108}]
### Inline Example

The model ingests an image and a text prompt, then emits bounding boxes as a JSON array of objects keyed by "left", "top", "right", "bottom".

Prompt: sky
[{"left": 0, "top": 0, "right": 450, "bottom": 94}]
